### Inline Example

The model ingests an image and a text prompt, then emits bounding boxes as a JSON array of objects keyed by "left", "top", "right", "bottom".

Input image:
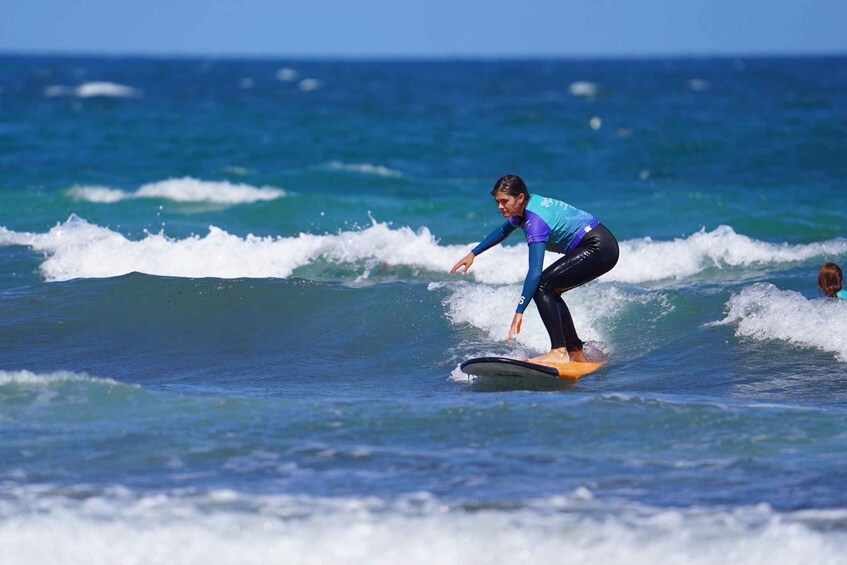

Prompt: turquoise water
[{"left": 1, "top": 54, "right": 847, "bottom": 563}]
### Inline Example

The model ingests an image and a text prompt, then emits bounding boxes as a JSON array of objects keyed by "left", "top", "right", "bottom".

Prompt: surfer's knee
[{"left": 536, "top": 280, "right": 560, "bottom": 297}]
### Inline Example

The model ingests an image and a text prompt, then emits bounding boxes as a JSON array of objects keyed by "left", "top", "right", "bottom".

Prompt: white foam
[
  {"left": 0, "top": 488, "right": 844, "bottom": 565},
  {"left": 325, "top": 161, "right": 404, "bottom": 178},
  {"left": 276, "top": 68, "right": 298, "bottom": 81},
  {"left": 688, "top": 78, "right": 711, "bottom": 92},
  {"left": 221, "top": 166, "right": 252, "bottom": 177},
  {"left": 4, "top": 220, "right": 844, "bottom": 287},
  {"left": 590, "top": 116, "right": 602, "bottom": 130},
  {"left": 68, "top": 177, "right": 286, "bottom": 204},
  {"left": 712, "top": 283, "right": 847, "bottom": 361},
  {"left": 299, "top": 78, "right": 321, "bottom": 91},
  {"left": 447, "top": 226, "right": 847, "bottom": 287},
  {"left": 76, "top": 82, "right": 138, "bottom": 98},
  {"left": 569, "top": 81, "right": 598, "bottom": 97},
  {"left": 448, "top": 365, "right": 470, "bottom": 382},
  {"left": 433, "top": 281, "right": 668, "bottom": 354},
  {"left": 0, "top": 369, "right": 120, "bottom": 387},
  {"left": 66, "top": 185, "right": 127, "bottom": 203},
  {"left": 0, "top": 215, "right": 460, "bottom": 282},
  {"left": 43, "top": 85, "right": 72, "bottom": 98},
  {"left": 458, "top": 226, "right": 847, "bottom": 287},
  {"left": 437, "top": 281, "right": 547, "bottom": 349},
  {"left": 612, "top": 225, "right": 847, "bottom": 285},
  {"left": 44, "top": 82, "right": 139, "bottom": 99}
]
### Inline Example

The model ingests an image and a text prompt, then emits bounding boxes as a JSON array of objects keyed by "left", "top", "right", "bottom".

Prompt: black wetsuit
[
  {"left": 533, "top": 223, "right": 618, "bottom": 351},
  {"left": 471, "top": 194, "right": 619, "bottom": 351}
]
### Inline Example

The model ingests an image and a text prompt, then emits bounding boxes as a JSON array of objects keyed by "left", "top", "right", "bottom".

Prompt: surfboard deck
[{"left": 460, "top": 357, "right": 606, "bottom": 381}]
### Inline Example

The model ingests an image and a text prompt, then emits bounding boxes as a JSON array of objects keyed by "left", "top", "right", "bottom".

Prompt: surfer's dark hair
[
  {"left": 491, "top": 175, "right": 529, "bottom": 201},
  {"left": 818, "top": 262, "right": 843, "bottom": 298}
]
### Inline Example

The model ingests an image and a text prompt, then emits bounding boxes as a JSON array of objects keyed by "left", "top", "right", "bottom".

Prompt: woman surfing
[{"left": 451, "top": 175, "right": 619, "bottom": 365}]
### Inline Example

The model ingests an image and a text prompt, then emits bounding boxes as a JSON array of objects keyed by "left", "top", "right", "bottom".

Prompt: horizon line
[{"left": 2, "top": 47, "right": 846, "bottom": 62}]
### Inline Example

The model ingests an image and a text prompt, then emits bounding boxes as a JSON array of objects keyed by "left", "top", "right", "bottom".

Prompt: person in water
[
  {"left": 818, "top": 262, "right": 847, "bottom": 299},
  {"left": 451, "top": 175, "right": 619, "bottom": 365}
]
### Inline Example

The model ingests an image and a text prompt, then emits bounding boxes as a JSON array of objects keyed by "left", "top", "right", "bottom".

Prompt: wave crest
[
  {"left": 0, "top": 215, "right": 454, "bottom": 282},
  {"left": 712, "top": 283, "right": 847, "bottom": 361},
  {"left": 44, "top": 82, "right": 139, "bottom": 99},
  {"left": 68, "top": 177, "right": 286, "bottom": 204},
  {"left": 2, "top": 220, "right": 846, "bottom": 286},
  {"left": 614, "top": 225, "right": 847, "bottom": 284},
  {"left": 0, "top": 369, "right": 120, "bottom": 387},
  {"left": 324, "top": 161, "right": 404, "bottom": 178}
]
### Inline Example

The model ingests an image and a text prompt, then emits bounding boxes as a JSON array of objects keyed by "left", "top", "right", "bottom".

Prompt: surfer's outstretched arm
[
  {"left": 450, "top": 220, "right": 518, "bottom": 275},
  {"left": 450, "top": 252, "right": 475, "bottom": 275}
]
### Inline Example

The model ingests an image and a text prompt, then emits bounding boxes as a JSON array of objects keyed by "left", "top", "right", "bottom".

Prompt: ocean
[{"left": 1, "top": 54, "right": 847, "bottom": 563}]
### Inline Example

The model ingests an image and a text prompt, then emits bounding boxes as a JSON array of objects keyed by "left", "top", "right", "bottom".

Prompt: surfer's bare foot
[
  {"left": 529, "top": 348, "right": 570, "bottom": 365},
  {"left": 568, "top": 349, "right": 589, "bottom": 363}
]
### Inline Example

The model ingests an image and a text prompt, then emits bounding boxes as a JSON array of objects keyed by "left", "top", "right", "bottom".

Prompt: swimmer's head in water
[{"left": 818, "top": 262, "right": 843, "bottom": 298}]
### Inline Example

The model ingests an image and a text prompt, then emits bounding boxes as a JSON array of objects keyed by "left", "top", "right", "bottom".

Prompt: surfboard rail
[{"left": 460, "top": 357, "right": 605, "bottom": 381}]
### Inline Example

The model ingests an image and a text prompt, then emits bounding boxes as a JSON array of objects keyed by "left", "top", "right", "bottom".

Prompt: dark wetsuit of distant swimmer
[{"left": 451, "top": 175, "right": 619, "bottom": 364}]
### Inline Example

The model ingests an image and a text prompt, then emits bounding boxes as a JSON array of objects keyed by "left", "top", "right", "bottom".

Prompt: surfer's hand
[
  {"left": 450, "top": 252, "right": 475, "bottom": 275},
  {"left": 508, "top": 312, "right": 522, "bottom": 340}
]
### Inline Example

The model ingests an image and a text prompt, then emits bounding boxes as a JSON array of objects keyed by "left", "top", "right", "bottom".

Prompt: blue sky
[{"left": 2, "top": 0, "right": 846, "bottom": 57}]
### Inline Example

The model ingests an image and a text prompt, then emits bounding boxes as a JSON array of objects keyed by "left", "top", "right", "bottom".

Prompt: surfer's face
[{"left": 494, "top": 192, "right": 525, "bottom": 218}]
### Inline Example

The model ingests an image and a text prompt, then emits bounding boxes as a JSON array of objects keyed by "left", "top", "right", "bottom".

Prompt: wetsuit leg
[{"left": 533, "top": 224, "right": 619, "bottom": 351}]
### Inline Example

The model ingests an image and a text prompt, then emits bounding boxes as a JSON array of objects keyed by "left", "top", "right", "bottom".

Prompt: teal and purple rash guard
[{"left": 471, "top": 194, "right": 599, "bottom": 313}]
